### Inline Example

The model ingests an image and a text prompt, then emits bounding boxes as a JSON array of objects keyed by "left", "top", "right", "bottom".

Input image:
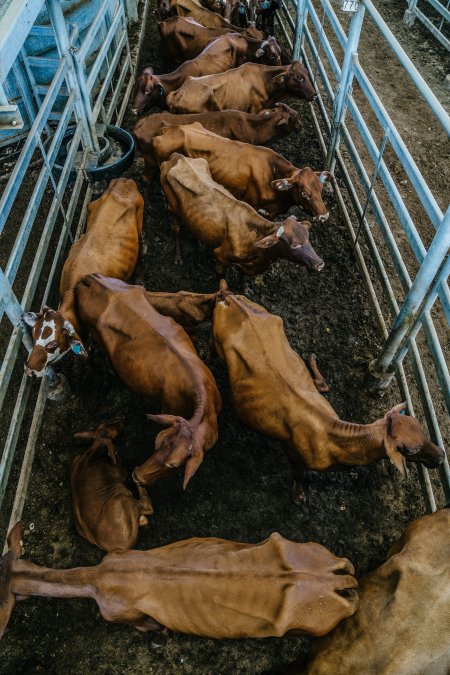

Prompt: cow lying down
[
  {"left": 160, "top": 154, "right": 324, "bottom": 275},
  {"left": 75, "top": 274, "right": 221, "bottom": 489},
  {"left": 0, "top": 523, "right": 358, "bottom": 640},
  {"left": 22, "top": 178, "right": 144, "bottom": 378},
  {"left": 71, "top": 422, "right": 154, "bottom": 552},
  {"left": 287, "top": 506, "right": 450, "bottom": 675},
  {"left": 133, "top": 104, "right": 301, "bottom": 183},
  {"left": 166, "top": 61, "right": 316, "bottom": 114},
  {"left": 212, "top": 290, "right": 445, "bottom": 501}
]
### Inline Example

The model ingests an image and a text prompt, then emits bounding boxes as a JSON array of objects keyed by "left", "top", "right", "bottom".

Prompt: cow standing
[
  {"left": 159, "top": 16, "right": 280, "bottom": 64},
  {"left": 212, "top": 290, "right": 445, "bottom": 501},
  {"left": 134, "top": 105, "right": 301, "bottom": 182},
  {"left": 152, "top": 123, "right": 330, "bottom": 219},
  {"left": 160, "top": 154, "right": 323, "bottom": 274},
  {"left": 132, "top": 33, "right": 255, "bottom": 114},
  {"left": 23, "top": 179, "right": 143, "bottom": 378},
  {"left": 166, "top": 61, "right": 316, "bottom": 113},
  {"left": 75, "top": 274, "right": 221, "bottom": 489}
]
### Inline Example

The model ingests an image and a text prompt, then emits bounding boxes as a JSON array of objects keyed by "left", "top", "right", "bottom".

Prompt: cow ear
[
  {"left": 69, "top": 336, "right": 88, "bottom": 358},
  {"left": 384, "top": 403, "right": 409, "bottom": 478},
  {"left": 147, "top": 413, "right": 178, "bottom": 427},
  {"left": 384, "top": 436, "right": 408, "bottom": 478},
  {"left": 316, "top": 171, "right": 333, "bottom": 184},
  {"left": 183, "top": 452, "right": 204, "bottom": 490},
  {"left": 275, "top": 117, "right": 288, "bottom": 127},
  {"left": 386, "top": 402, "right": 408, "bottom": 416},
  {"left": 22, "top": 312, "right": 38, "bottom": 327},
  {"left": 254, "top": 234, "right": 278, "bottom": 249},
  {"left": 271, "top": 178, "right": 293, "bottom": 191}
]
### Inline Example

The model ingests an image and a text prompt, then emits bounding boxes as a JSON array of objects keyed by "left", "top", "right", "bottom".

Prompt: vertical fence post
[
  {"left": 46, "top": 0, "right": 100, "bottom": 152},
  {"left": 293, "top": 0, "right": 308, "bottom": 62},
  {"left": 403, "top": 0, "right": 418, "bottom": 26},
  {"left": 368, "top": 206, "right": 450, "bottom": 389},
  {"left": 326, "top": 3, "right": 365, "bottom": 172}
]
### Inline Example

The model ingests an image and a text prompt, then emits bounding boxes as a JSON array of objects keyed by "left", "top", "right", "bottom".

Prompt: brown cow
[
  {"left": 169, "top": 0, "right": 263, "bottom": 36},
  {"left": 134, "top": 104, "right": 301, "bottom": 182},
  {"left": 159, "top": 16, "right": 280, "bottom": 64},
  {"left": 75, "top": 274, "right": 221, "bottom": 489},
  {"left": 212, "top": 291, "right": 445, "bottom": 502},
  {"left": 166, "top": 60, "right": 316, "bottom": 114},
  {"left": 71, "top": 422, "right": 154, "bottom": 552},
  {"left": 132, "top": 33, "right": 253, "bottom": 115},
  {"left": 1, "top": 523, "right": 358, "bottom": 640},
  {"left": 152, "top": 123, "right": 330, "bottom": 220},
  {"left": 23, "top": 179, "right": 143, "bottom": 378},
  {"left": 288, "top": 506, "right": 450, "bottom": 675},
  {"left": 160, "top": 154, "right": 323, "bottom": 274}
]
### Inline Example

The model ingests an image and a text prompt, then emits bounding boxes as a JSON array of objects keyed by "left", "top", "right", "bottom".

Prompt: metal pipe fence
[
  {"left": 0, "top": 0, "right": 140, "bottom": 545},
  {"left": 404, "top": 0, "right": 450, "bottom": 52},
  {"left": 277, "top": 0, "right": 450, "bottom": 510}
]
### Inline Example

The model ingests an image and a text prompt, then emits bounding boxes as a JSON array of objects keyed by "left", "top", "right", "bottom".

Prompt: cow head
[
  {"left": 383, "top": 402, "right": 445, "bottom": 477},
  {"left": 271, "top": 167, "right": 332, "bottom": 221},
  {"left": 254, "top": 217, "right": 324, "bottom": 272},
  {"left": 244, "top": 25, "right": 264, "bottom": 39},
  {"left": 158, "top": 0, "right": 171, "bottom": 19},
  {"left": 74, "top": 420, "right": 124, "bottom": 464},
  {"left": 23, "top": 307, "right": 87, "bottom": 378},
  {"left": 133, "top": 414, "right": 204, "bottom": 489},
  {"left": 273, "top": 60, "right": 316, "bottom": 101},
  {"left": 255, "top": 36, "right": 282, "bottom": 65},
  {"left": 132, "top": 67, "right": 165, "bottom": 115},
  {"left": 269, "top": 102, "right": 301, "bottom": 132}
]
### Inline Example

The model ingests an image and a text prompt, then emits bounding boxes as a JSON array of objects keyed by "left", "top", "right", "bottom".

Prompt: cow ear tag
[
  {"left": 71, "top": 343, "right": 82, "bottom": 355},
  {"left": 400, "top": 409, "right": 406, "bottom": 415},
  {"left": 319, "top": 173, "right": 327, "bottom": 184}
]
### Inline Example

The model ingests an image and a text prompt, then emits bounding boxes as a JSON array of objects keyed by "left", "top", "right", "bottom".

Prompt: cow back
[{"left": 60, "top": 179, "right": 143, "bottom": 301}]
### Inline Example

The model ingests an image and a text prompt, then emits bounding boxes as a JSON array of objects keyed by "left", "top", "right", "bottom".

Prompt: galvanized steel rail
[
  {"left": 0, "top": 0, "right": 139, "bottom": 546},
  {"left": 278, "top": 0, "right": 450, "bottom": 510},
  {"left": 404, "top": 0, "right": 450, "bottom": 52}
]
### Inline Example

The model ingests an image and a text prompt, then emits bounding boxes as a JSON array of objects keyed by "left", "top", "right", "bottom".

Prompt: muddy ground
[{"left": 0, "top": 1, "right": 448, "bottom": 673}]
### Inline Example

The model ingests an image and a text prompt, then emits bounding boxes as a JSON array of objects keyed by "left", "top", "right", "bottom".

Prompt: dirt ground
[{"left": 0, "top": 1, "right": 448, "bottom": 673}]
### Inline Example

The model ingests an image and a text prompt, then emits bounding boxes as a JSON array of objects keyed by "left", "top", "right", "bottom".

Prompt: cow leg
[
  {"left": 213, "top": 243, "right": 232, "bottom": 276},
  {"left": 307, "top": 353, "right": 329, "bottom": 393},
  {"left": 169, "top": 214, "right": 183, "bottom": 264},
  {"left": 292, "top": 476, "right": 306, "bottom": 505},
  {"left": 135, "top": 483, "right": 154, "bottom": 523},
  {"left": 288, "top": 463, "right": 307, "bottom": 504},
  {"left": 133, "top": 616, "right": 168, "bottom": 635}
]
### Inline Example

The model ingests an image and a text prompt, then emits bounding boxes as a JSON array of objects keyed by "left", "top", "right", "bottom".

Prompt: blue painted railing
[
  {"left": 278, "top": 0, "right": 450, "bottom": 510},
  {"left": 0, "top": 0, "right": 141, "bottom": 544},
  {"left": 404, "top": 0, "right": 450, "bottom": 52}
]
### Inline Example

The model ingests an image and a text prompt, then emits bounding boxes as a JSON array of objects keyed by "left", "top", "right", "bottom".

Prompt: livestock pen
[{"left": 1, "top": 0, "right": 449, "bottom": 672}]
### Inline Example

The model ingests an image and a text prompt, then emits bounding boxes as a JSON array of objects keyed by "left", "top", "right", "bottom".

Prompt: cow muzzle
[{"left": 24, "top": 363, "right": 46, "bottom": 378}]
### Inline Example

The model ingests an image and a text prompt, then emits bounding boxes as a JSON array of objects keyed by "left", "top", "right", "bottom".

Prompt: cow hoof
[{"left": 46, "top": 373, "right": 69, "bottom": 402}]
